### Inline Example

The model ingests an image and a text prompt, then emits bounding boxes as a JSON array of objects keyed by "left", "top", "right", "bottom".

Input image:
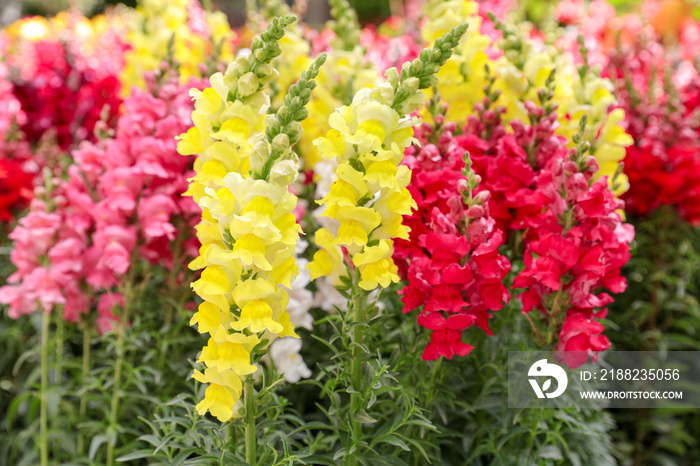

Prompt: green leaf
[
  {"left": 353, "top": 410, "right": 377, "bottom": 424},
  {"left": 539, "top": 445, "right": 564, "bottom": 460},
  {"left": 137, "top": 434, "right": 162, "bottom": 447},
  {"left": 367, "top": 393, "right": 377, "bottom": 409},
  {"left": 89, "top": 434, "right": 111, "bottom": 461},
  {"left": 170, "top": 447, "right": 200, "bottom": 465},
  {"left": 333, "top": 448, "right": 347, "bottom": 460},
  {"left": 382, "top": 435, "right": 410, "bottom": 451},
  {"left": 116, "top": 450, "right": 155, "bottom": 462},
  {"left": 5, "top": 391, "right": 32, "bottom": 429}
]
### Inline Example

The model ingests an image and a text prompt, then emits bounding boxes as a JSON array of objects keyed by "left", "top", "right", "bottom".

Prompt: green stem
[
  {"left": 160, "top": 226, "right": 184, "bottom": 370},
  {"left": 244, "top": 375, "right": 256, "bottom": 465},
  {"left": 55, "top": 307, "right": 63, "bottom": 384},
  {"left": 77, "top": 323, "right": 92, "bottom": 455},
  {"left": 40, "top": 310, "right": 50, "bottom": 466},
  {"left": 106, "top": 288, "right": 132, "bottom": 466},
  {"left": 164, "top": 222, "right": 184, "bottom": 328},
  {"left": 430, "top": 358, "right": 443, "bottom": 388},
  {"left": 351, "top": 293, "right": 364, "bottom": 393},
  {"left": 546, "top": 287, "right": 565, "bottom": 346},
  {"left": 348, "top": 273, "right": 365, "bottom": 465},
  {"left": 224, "top": 421, "right": 235, "bottom": 463}
]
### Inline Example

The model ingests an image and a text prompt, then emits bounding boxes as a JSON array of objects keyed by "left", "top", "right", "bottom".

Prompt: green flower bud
[
  {"left": 271, "top": 133, "right": 290, "bottom": 154},
  {"left": 249, "top": 139, "right": 269, "bottom": 173},
  {"left": 253, "top": 48, "right": 266, "bottom": 62},
  {"left": 409, "top": 60, "right": 423, "bottom": 76},
  {"left": 287, "top": 121, "right": 302, "bottom": 139},
  {"left": 238, "top": 72, "right": 259, "bottom": 97},
  {"left": 232, "top": 56, "right": 250, "bottom": 76},
  {"left": 293, "top": 108, "right": 308, "bottom": 121},
  {"left": 256, "top": 63, "right": 273, "bottom": 78},
  {"left": 403, "top": 77, "right": 420, "bottom": 94},
  {"left": 391, "top": 22, "right": 469, "bottom": 114},
  {"left": 264, "top": 114, "right": 279, "bottom": 132},
  {"left": 385, "top": 68, "right": 400, "bottom": 90}
]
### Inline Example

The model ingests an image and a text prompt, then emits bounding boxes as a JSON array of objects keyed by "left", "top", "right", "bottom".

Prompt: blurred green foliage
[{"left": 606, "top": 207, "right": 700, "bottom": 466}]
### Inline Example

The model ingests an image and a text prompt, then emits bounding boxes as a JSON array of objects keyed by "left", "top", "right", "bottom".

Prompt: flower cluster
[
  {"left": 0, "top": 39, "right": 32, "bottom": 222},
  {"left": 512, "top": 147, "right": 634, "bottom": 367},
  {"left": 361, "top": 17, "right": 422, "bottom": 74},
  {"left": 309, "top": 23, "right": 469, "bottom": 292},
  {"left": 120, "top": 0, "right": 236, "bottom": 91},
  {"left": 556, "top": 0, "right": 700, "bottom": 70},
  {"left": 71, "top": 69, "right": 204, "bottom": 279},
  {"left": 180, "top": 16, "right": 326, "bottom": 422},
  {"left": 462, "top": 89, "right": 633, "bottom": 366},
  {"left": 0, "top": 159, "right": 33, "bottom": 223},
  {"left": 602, "top": 38, "right": 700, "bottom": 225},
  {"left": 2, "top": 14, "right": 124, "bottom": 150},
  {"left": 0, "top": 43, "right": 23, "bottom": 145},
  {"left": 395, "top": 114, "right": 511, "bottom": 360},
  {"left": 0, "top": 13, "right": 126, "bottom": 226},
  {"left": 0, "top": 207, "right": 77, "bottom": 319},
  {"left": 393, "top": 61, "right": 633, "bottom": 363},
  {"left": 420, "top": 0, "right": 632, "bottom": 195},
  {"left": 0, "top": 69, "right": 203, "bottom": 331}
]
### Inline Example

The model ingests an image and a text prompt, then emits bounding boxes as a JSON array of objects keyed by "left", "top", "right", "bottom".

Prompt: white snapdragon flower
[
  {"left": 313, "top": 277, "right": 347, "bottom": 313},
  {"left": 270, "top": 338, "right": 312, "bottom": 383},
  {"left": 288, "top": 258, "right": 314, "bottom": 330},
  {"left": 313, "top": 157, "right": 338, "bottom": 199}
]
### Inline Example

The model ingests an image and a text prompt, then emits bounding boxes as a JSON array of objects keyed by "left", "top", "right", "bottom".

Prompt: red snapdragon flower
[
  {"left": 435, "top": 90, "right": 632, "bottom": 367},
  {"left": 395, "top": 115, "right": 511, "bottom": 361},
  {"left": 604, "top": 38, "right": 700, "bottom": 226},
  {"left": 0, "top": 159, "right": 33, "bottom": 222}
]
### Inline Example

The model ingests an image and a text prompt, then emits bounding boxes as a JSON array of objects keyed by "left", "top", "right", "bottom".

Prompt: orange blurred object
[{"left": 650, "top": 0, "right": 691, "bottom": 38}]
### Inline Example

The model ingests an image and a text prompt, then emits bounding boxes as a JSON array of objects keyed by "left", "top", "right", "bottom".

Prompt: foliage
[{"left": 606, "top": 207, "right": 700, "bottom": 465}]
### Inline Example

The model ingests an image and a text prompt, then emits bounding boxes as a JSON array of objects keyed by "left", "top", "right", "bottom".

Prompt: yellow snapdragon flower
[
  {"left": 120, "top": 0, "right": 235, "bottom": 92},
  {"left": 299, "top": 48, "right": 380, "bottom": 171},
  {"left": 308, "top": 23, "right": 469, "bottom": 291},
  {"left": 309, "top": 81, "right": 417, "bottom": 289},
  {"left": 179, "top": 16, "right": 326, "bottom": 422}
]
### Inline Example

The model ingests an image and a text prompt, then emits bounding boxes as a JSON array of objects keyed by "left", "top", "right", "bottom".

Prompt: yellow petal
[
  {"left": 192, "top": 265, "right": 230, "bottom": 296},
  {"left": 176, "top": 126, "right": 204, "bottom": 155}
]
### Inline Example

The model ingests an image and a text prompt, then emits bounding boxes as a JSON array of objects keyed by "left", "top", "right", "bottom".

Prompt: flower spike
[
  {"left": 308, "top": 23, "right": 469, "bottom": 291},
  {"left": 180, "top": 20, "right": 325, "bottom": 422}
]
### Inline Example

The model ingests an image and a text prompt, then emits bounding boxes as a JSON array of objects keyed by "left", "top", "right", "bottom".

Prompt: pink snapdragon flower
[{"left": 1, "top": 70, "right": 205, "bottom": 333}]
